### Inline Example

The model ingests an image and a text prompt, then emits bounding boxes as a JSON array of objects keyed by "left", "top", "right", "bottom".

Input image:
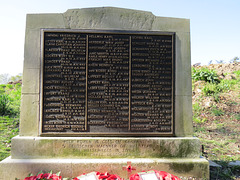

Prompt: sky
[{"left": 0, "top": 0, "right": 239, "bottom": 76}]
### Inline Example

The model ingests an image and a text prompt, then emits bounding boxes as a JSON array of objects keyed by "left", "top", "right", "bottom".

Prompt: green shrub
[
  {"left": 211, "top": 106, "right": 224, "bottom": 116},
  {"left": 0, "top": 94, "right": 11, "bottom": 116},
  {"left": 233, "top": 70, "right": 240, "bottom": 77},
  {"left": 202, "top": 80, "right": 232, "bottom": 97},
  {"left": 0, "top": 85, "right": 6, "bottom": 94},
  {"left": 5, "top": 84, "right": 13, "bottom": 90},
  {"left": 0, "top": 83, "right": 21, "bottom": 117},
  {"left": 202, "top": 83, "right": 217, "bottom": 96},
  {"left": 217, "top": 81, "right": 231, "bottom": 91},
  {"left": 192, "top": 67, "right": 220, "bottom": 84}
]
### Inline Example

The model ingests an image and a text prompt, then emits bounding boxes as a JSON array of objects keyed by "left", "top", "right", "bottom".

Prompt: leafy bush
[
  {"left": 202, "top": 83, "right": 217, "bottom": 96},
  {"left": 202, "top": 83, "right": 228, "bottom": 96},
  {"left": 233, "top": 70, "right": 240, "bottom": 77},
  {"left": 202, "top": 77, "right": 238, "bottom": 99},
  {"left": 0, "top": 94, "right": 11, "bottom": 116},
  {"left": 0, "top": 83, "right": 21, "bottom": 117},
  {"left": 192, "top": 67, "right": 220, "bottom": 84},
  {"left": 0, "top": 84, "right": 7, "bottom": 94}
]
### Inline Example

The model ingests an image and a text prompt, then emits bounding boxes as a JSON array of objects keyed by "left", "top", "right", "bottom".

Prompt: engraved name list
[{"left": 42, "top": 30, "right": 175, "bottom": 136}]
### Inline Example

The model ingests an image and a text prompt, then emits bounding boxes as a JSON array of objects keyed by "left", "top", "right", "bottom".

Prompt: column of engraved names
[
  {"left": 87, "top": 34, "right": 129, "bottom": 131},
  {"left": 131, "top": 35, "right": 173, "bottom": 132},
  {"left": 43, "top": 32, "right": 87, "bottom": 132}
]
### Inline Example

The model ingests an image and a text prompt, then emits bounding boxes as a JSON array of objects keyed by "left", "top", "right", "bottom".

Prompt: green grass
[
  {"left": 202, "top": 80, "right": 234, "bottom": 97},
  {"left": 0, "top": 83, "right": 21, "bottom": 116},
  {"left": 235, "top": 114, "right": 240, "bottom": 120},
  {"left": 199, "top": 137, "right": 240, "bottom": 161},
  {"left": 0, "top": 83, "right": 21, "bottom": 161},
  {"left": 194, "top": 126, "right": 207, "bottom": 133},
  {"left": 0, "top": 116, "right": 19, "bottom": 161},
  {"left": 211, "top": 106, "right": 225, "bottom": 116},
  {"left": 233, "top": 70, "right": 240, "bottom": 77}
]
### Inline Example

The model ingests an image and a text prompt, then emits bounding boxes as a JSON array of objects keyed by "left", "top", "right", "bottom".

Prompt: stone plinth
[
  {"left": 11, "top": 136, "right": 201, "bottom": 159},
  {"left": 0, "top": 136, "right": 209, "bottom": 179},
  {"left": 0, "top": 157, "right": 209, "bottom": 180}
]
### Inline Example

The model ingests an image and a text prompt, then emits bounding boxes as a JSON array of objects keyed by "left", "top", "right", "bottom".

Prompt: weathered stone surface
[
  {"left": 0, "top": 157, "right": 72, "bottom": 180},
  {"left": 20, "top": 7, "right": 193, "bottom": 137},
  {"left": 175, "top": 95, "right": 193, "bottom": 137},
  {"left": 19, "top": 94, "right": 39, "bottom": 136},
  {"left": 26, "top": 14, "right": 66, "bottom": 29},
  {"left": 152, "top": 16, "right": 190, "bottom": 32},
  {"left": 11, "top": 136, "right": 201, "bottom": 159},
  {"left": 175, "top": 32, "right": 192, "bottom": 96},
  {"left": 23, "top": 29, "right": 41, "bottom": 70},
  {"left": 0, "top": 157, "right": 209, "bottom": 180},
  {"left": 21, "top": 68, "right": 40, "bottom": 94},
  {"left": 63, "top": 7, "right": 155, "bottom": 30}
]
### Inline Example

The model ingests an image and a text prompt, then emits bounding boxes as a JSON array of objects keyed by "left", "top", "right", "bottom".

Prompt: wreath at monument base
[
  {"left": 129, "top": 170, "right": 181, "bottom": 180},
  {"left": 18, "top": 170, "right": 181, "bottom": 180}
]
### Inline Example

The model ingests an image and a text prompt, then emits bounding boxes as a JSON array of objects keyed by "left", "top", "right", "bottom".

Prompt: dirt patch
[{"left": 192, "top": 63, "right": 240, "bottom": 162}]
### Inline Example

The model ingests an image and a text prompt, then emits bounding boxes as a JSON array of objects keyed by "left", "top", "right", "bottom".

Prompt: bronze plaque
[{"left": 41, "top": 29, "right": 175, "bottom": 136}]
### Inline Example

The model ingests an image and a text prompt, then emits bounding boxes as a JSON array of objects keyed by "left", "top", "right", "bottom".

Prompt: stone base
[
  {"left": 0, "top": 157, "right": 209, "bottom": 180},
  {"left": 11, "top": 136, "right": 202, "bottom": 159},
  {"left": 1, "top": 136, "right": 209, "bottom": 179}
]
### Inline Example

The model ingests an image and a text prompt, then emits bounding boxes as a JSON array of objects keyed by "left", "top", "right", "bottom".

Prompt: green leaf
[
  {"left": 27, "top": 173, "right": 33, "bottom": 177},
  {"left": 37, "top": 170, "right": 43, "bottom": 175},
  {"left": 56, "top": 171, "right": 61, "bottom": 176}
]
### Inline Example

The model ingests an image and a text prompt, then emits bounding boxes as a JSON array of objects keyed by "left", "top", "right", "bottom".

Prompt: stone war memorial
[{"left": 0, "top": 7, "right": 209, "bottom": 179}]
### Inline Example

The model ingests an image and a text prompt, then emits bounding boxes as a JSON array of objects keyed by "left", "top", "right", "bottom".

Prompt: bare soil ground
[{"left": 192, "top": 62, "right": 240, "bottom": 179}]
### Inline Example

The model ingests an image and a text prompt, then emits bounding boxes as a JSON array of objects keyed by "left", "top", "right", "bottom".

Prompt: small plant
[
  {"left": 233, "top": 70, "right": 240, "bottom": 77},
  {"left": 192, "top": 102, "right": 202, "bottom": 114},
  {"left": 193, "top": 117, "right": 207, "bottom": 124},
  {"left": 211, "top": 106, "right": 224, "bottom": 116},
  {"left": 0, "top": 83, "right": 21, "bottom": 117},
  {"left": 193, "top": 126, "right": 206, "bottom": 133},
  {"left": 202, "top": 80, "right": 233, "bottom": 100},
  {"left": 202, "top": 83, "right": 217, "bottom": 96},
  {"left": 235, "top": 114, "right": 240, "bottom": 120},
  {"left": 0, "top": 94, "right": 11, "bottom": 116},
  {"left": 192, "top": 67, "right": 220, "bottom": 84}
]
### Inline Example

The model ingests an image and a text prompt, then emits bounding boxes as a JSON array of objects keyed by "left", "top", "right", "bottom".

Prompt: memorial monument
[{"left": 0, "top": 7, "right": 209, "bottom": 179}]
